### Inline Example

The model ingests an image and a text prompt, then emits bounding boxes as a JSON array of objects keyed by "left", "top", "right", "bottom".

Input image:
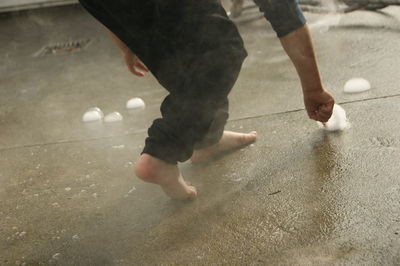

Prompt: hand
[
  {"left": 303, "top": 89, "right": 335, "bottom": 122},
  {"left": 123, "top": 51, "right": 149, "bottom": 77}
]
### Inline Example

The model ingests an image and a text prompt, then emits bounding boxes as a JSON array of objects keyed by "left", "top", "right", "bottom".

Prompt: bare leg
[
  {"left": 134, "top": 154, "right": 197, "bottom": 200},
  {"left": 191, "top": 130, "right": 257, "bottom": 163}
]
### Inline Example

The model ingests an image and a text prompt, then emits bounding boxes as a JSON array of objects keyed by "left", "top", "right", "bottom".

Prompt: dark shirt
[{"left": 254, "top": 0, "right": 306, "bottom": 37}]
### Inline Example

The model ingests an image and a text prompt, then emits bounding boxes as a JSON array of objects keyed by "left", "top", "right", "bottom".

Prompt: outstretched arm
[
  {"left": 107, "top": 30, "right": 149, "bottom": 77},
  {"left": 280, "top": 25, "right": 334, "bottom": 122}
]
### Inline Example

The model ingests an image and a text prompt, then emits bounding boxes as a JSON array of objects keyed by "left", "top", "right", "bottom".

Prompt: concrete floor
[{"left": 1, "top": 3, "right": 400, "bottom": 265}]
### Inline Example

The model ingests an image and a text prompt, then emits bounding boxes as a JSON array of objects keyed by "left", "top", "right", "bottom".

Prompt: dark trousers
[{"left": 79, "top": 0, "right": 247, "bottom": 164}]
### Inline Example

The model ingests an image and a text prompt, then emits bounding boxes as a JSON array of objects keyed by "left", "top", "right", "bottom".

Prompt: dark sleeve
[{"left": 253, "top": 0, "right": 306, "bottom": 37}]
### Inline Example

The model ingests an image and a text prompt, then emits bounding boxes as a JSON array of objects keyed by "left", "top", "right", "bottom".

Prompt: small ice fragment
[
  {"left": 52, "top": 202, "right": 59, "bottom": 207},
  {"left": 19, "top": 232, "right": 26, "bottom": 237},
  {"left": 128, "top": 187, "right": 136, "bottom": 194},
  {"left": 126, "top": 97, "right": 145, "bottom": 109},
  {"left": 112, "top": 145, "right": 125, "bottom": 149},
  {"left": 124, "top": 162, "right": 133, "bottom": 168},
  {"left": 104, "top": 112, "right": 123, "bottom": 123},
  {"left": 316, "top": 104, "right": 349, "bottom": 131},
  {"left": 89, "top": 184, "right": 96, "bottom": 188},
  {"left": 72, "top": 234, "right": 79, "bottom": 240},
  {"left": 65, "top": 187, "right": 71, "bottom": 191},
  {"left": 52, "top": 253, "right": 61, "bottom": 260},
  {"left": 82, "top": 107, "right": 104, "bottom": 122},
  {"left": 344, "top": 78, "right": 371, "bottom": 93}
]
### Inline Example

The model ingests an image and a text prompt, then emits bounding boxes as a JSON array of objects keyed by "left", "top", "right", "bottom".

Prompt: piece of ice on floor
[
  {"left": 104, "top": 112, "right": 123, "bottom": 123},
  {"left": 316, "top": 104, "right": 349, "bottom": 131},
  {"left": 82, "top": 107, "right": 104, "bottom": 122},
  {"left": 124, "top": 162, "right": 133, "bottom": 168},
  {"left": 88, "top": 107, "right": 103, "bottom": 116},
  {"left": 128, "top": 187, "right": 136, "bottom": 194},
  {"left": 126, "top": 97, "right": 145, "bottom": 109},
  {"left": 112, "top": 144, "right": 125, "bottom": 149},
  {"left": 344, "top": 78, "right": 371, "bottom": 93}
]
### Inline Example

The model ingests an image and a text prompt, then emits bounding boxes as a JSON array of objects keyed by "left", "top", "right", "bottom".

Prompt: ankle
[{"left": 134, "top": 154, "right": 178, "bottom": 184}]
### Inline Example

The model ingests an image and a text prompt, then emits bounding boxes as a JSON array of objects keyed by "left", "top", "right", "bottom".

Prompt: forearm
[{"left": 279, "top": 24, "right": 323, "bottom": 93}]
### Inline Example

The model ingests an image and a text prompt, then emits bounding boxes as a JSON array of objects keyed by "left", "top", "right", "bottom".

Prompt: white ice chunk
[
  {"left": 128, "top": 187, "right": 136, "bottom": 194},
  {"left": 88, "top": 107, "right": 104, "bottom": 117},
  {"left": 82, "top": 107, "right": 104, "bottom": 122},
  {"left": 52, "top": 253, "right": 61, "bottom": 260},
  {"left": 112, "top": 145, "right": 125, "bottom": 149},
  {"left": 317, "top": 104, "right": 349, "bottom": 131},
  {"left": 104, "top": 112, "right": 123, "bottom": 123},
  {"left": 344, "top": 78, "right": 371, "bottom": 93},
  {"left": 126, "top": 97, "right": 145, "bottom": 109}
]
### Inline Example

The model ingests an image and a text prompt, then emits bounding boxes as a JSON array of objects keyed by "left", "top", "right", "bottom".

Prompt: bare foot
[
  {"left": 191, "top": 130, "right": 257, "bottom": 163},
  {"left": 134, "top": 154, "right": 197, "bottom": 200}
]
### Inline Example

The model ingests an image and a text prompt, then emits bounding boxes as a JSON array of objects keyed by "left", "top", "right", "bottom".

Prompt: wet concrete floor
[{"left": 1, "top": 4, "right": 400, "bottom": 265}]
